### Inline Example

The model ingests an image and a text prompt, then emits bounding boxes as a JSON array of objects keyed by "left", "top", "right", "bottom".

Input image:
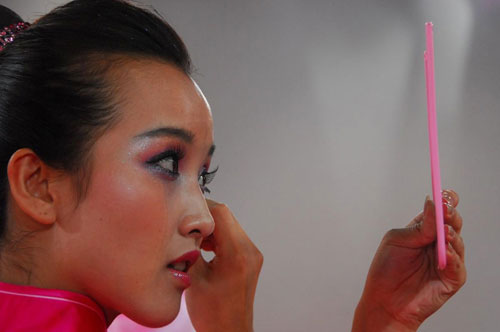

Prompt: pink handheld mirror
[{"left": 424, "top": 22, "right": 446, "bottom": 270}]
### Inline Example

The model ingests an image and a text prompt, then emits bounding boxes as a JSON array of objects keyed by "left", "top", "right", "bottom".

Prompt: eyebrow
[
  {"left": 134, "top": 127, "right": 194, "bottom": 143},
  {"left": 134, "top": 126, "right": 216, "bottom": 156}
]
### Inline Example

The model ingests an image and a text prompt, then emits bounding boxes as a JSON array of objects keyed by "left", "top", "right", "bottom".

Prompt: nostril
[
  {"left": 180, "top": 213, "right": 213, "bottom": 238},
  {"left": 189, "top": 229, "right": 201, "bottom": 235}
]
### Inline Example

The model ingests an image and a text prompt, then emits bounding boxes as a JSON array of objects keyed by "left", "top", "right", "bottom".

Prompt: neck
[
  {"left": 0, "top": 224, "right": 54, "bottom": 287},
  {"left": 0, "top": 219, "right": 118, "bottom": 327}
]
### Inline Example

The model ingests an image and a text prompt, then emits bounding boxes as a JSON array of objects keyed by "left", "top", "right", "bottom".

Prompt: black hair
[
  {"left": 0, "top": 0, "right": 192, "bottom": 240},
  {"left": 0, "top": 5, "right": 22, "bottom": 26}
]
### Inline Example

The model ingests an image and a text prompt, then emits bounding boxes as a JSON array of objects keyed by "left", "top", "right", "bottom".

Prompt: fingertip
[
  {"left": 420, "top": 197, "right": 438, "bottom": 241},
  {"left": 443, "top": 202, "right": 455, "bottom": 220},
  {"left": 449, "top": 189, "right": 460, "bottom": 205},
  {"left": 201, "top": 241, "right": 215, "bottom": 252},
  {"left": 442, "top": 189, "right": 459, "bottom": 207},
  {"left": 424, "top": 195, "right": 435, "bottom": 217},
  {"left": 205, "top": 198, "right": 219, "bottom": 208}
]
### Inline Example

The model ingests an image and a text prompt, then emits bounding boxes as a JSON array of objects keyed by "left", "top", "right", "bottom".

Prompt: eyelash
[
  {"left": 146, "top": 147, "right": 184, "bottom": 178},
  {"left": 199, "top": 166, "right": 219, "bottom": 194},
  {"left": 146, "top": 147, "right": 218, "bottom": 194}
]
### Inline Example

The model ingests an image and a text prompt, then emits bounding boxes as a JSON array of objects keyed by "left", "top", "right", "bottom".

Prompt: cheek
[
  {"left": 61, "top": 166, "right": 186, "bottom": 324},
  {"left": 78, "top": 166, "right": 177, "bottom": 271}
]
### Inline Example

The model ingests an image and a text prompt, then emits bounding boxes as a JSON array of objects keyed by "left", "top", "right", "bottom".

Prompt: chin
[{"left": 121, "top": 296, "right": 182, "bottom": 328}]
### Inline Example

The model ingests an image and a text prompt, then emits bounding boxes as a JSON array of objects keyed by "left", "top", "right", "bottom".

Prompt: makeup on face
[
  {"left": 166, "top": 250, "right": 201, "bottom": 288},
  {"left": 130, "top": 126, "right": 217, "bottom": 194}
]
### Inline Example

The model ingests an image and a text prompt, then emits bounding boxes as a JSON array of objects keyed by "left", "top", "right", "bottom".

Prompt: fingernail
[
  {"left": 443, "top": 202, "right": 454, "bottom": 218},
  {"left": 424, "top": 195, "right": 432, "bottom": 212},
  {"left": 442, "top": 190, "right": 455, "bottom": 206}
]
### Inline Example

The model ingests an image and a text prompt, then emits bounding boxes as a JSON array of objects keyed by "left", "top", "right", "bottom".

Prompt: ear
[{"left": 7, "top": 148, "right": 57, "bottom": 225}]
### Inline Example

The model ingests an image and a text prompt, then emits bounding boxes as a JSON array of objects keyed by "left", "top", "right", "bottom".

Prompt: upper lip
[{"left": 167, "top": 250, "right": 200, "bottom": 273}]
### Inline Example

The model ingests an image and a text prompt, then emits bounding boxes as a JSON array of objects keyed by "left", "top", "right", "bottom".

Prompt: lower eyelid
[{"left": 148, "top": 164, "right": 179, "bottom": 179}]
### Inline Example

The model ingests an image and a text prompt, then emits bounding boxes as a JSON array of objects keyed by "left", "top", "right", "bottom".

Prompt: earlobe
[{"left": 7, "top": 148, "right": 57, "bottom": 225}]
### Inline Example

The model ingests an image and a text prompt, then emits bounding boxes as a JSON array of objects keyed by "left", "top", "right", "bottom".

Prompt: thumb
[
  {"left": 384, "top": 196, "right": 437, "bottom": 248},
  {"left": 419, "top": 195, "right": 438, "bottom": 244}
]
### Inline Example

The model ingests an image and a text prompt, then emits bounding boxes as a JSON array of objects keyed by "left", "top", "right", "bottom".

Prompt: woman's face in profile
[{"left": 56, "top": 60, "right": 216, "bottom": 326}]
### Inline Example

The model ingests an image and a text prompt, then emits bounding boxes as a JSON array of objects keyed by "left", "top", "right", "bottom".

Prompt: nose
[{"left": 179, "top": 194, "right": 214, "bottom": 241}]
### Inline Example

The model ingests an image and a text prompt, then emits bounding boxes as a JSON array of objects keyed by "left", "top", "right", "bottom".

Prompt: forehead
[{"left": 111, "top": 59, "right": 213, "bottom": 142}]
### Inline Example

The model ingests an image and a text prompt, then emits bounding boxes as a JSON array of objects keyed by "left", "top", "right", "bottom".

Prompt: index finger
[{"left": 204, "top": 199, "right": 252, "bottom": 257}]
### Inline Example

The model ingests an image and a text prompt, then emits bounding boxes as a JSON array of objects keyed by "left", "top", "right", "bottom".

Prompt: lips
[
  {"left": 167, "top": 250, "right": 200, "bottom": 272},
  {"left": 167, "top": 250, "right": 200, "bottom": 288}
]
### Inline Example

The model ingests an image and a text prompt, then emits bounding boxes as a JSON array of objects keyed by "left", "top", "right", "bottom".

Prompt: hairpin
[{"left": 0, "top": 22, "right": 30, "bottom": 52}]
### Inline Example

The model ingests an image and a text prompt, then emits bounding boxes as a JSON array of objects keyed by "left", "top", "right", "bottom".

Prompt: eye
[
  {"left": 146, "top": 147, "right": 184, "bottom": 178},
  {"left": 198, "top": 166, "right": 218, "bottom": 194},
  {"left": 157, "top": 157, "right": 177, "bottom": 175}
]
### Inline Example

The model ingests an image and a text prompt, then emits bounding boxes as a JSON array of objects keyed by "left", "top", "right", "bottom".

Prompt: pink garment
[
  {"left": 108, "top": 292, "right": 196, "bottom": 332},
  {"left": 0, "top": 280, "right": 107, "bottom": 331}
]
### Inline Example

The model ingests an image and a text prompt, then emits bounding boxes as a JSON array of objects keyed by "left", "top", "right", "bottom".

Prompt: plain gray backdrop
[{"left": 2, "top": 0, "right": 498, "bottom": 331}]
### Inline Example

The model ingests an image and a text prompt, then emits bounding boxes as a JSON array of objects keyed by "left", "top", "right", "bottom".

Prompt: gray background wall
[{"left": 2, "top": 1, "right": 498, "bottom": 331}]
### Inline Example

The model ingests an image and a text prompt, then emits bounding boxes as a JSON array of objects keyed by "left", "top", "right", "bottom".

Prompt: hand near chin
[
  {"left": 352, "top": 190, "right": 466, "bottom": 332},
  {"left": 186, "top": 199, "right": 263, "bottom": 332}
]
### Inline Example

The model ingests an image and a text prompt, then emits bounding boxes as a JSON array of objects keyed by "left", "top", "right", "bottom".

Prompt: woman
[{"left": 0, "top": 1, "right": 465, "bottom": 331}]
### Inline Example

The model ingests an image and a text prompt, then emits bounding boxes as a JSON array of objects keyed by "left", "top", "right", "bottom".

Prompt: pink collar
[{"left": 0, "top": 280, "right": 107, "bottom": 331}]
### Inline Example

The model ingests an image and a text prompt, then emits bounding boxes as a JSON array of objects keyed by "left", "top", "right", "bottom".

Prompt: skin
[
  {"left": 186, "top": 199, "right": 263, "bottom": 332},
  {"left": 0, "top": 56, "right": 462, "bottom": 331},
  {"left": 0, "top": 59, "right": 262, "bottom": 331},
  {"left": 352, "top": 189, "right": 466, "bottom": 331}
]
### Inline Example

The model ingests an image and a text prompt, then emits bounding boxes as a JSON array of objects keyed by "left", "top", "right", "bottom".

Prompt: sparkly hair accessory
[{"left": 0, "top": 22, "right": 30, "bottom": 52}]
